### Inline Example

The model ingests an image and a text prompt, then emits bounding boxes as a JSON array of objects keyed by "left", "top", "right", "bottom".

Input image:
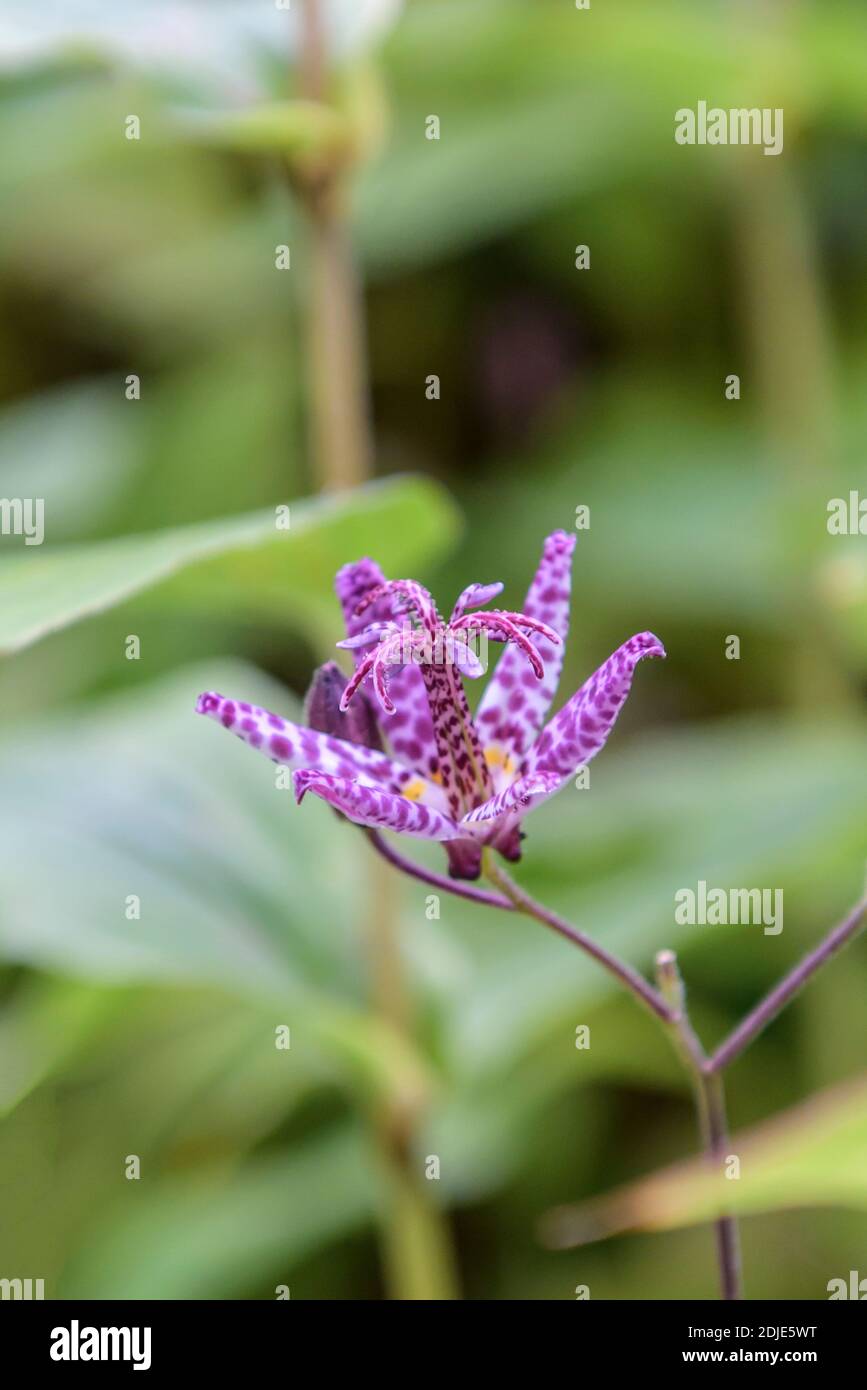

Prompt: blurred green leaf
[
  {"left": 0, "top": 977, "right": 121, "bottom": 1116},
  {"left": 60, "top": 1123, "right": 378, "bottom": 1299},
  {"left": 0, "top": 476, "right": 460, "bottom": 654},
  {"left": 542, "top": 1076, "right": 867, "bottom": 1249},
  {"left": 0, "top": 384, "right": 139, "bottom": 543},
  {"left": 0, "top": 661, "right": 365, "bottom": 999},
  {"left": 359, "top": 0, "right": 867, "bottom": 271}
]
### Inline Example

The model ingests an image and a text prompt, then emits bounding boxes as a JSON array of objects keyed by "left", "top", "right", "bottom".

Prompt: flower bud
[{"left": 304, "top": 660, "right": 382, "bottom": 750}]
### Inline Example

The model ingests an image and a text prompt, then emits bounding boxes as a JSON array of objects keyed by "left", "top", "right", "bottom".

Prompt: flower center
[
  {"left": 419, "top": 643, "right": 493, "bottom": 819},
  {"left": 338, "top": 576, "right": 561, "bottom": 821}
]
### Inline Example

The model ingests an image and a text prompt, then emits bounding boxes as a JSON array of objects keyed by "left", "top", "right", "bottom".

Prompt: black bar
[{"left": 3, "top": 1298, "right": 863, "bottom": 1374}]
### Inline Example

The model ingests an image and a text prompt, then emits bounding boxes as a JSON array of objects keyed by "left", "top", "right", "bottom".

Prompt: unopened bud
[
  {"left": 655, "top": 948, "right": 686, "bottom": 1015},
  {"left": 304, "top": 661, "right": 382, "bottom": 750}
]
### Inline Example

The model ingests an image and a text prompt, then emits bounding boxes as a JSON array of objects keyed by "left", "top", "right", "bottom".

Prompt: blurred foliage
[
  {"left": 0, "top": 0, "right": 866, "bottom": 1300},
  {"left": 542, "top": 1076, "right": 867, "bottom": 1248}
]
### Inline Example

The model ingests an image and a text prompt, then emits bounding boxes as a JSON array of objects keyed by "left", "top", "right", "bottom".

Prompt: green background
[{"left": 0, "top": 0, "right": 865, "bottom": 1299}]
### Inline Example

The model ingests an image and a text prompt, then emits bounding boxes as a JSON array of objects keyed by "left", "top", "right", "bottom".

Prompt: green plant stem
[
  {"left": 365, "top": 850, "right": 458, "bottom": 1300},
  {"left": 296, "top": 0, "right": 456, "bottom": 1299},
  {"left": 306, "top": 197, "right": 372, "bottom": 491},
  {"left": 380, "top": 1151, "right": 460, "bottom": 1302},
  {"left": 297, "top": 0, "right": 370, "bottom": 492}
]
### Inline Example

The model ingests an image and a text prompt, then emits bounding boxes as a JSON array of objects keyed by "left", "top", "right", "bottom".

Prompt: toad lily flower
[{"left": 196, "top": 532, "right": 664, "bottom": 880}]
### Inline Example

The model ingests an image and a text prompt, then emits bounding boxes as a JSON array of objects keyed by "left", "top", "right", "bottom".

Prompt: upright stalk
[
  {"left": 307, "top": 205, "right": 371, "bottom": 490},
  {"left": 484, "top": 853, "right": 741, "bottom": 1299},
  {"left": 701, "top": 1072, "right": 741, "bottom": 1302},
  {"left": 294, "top": 0, "right": 456, "bottom": 1298},
  {"left": 656, "top": 951, "right": 742, "bottom": 1301},
  {"left": 297, "top": 0, "right": 370, "bottom": 491}
]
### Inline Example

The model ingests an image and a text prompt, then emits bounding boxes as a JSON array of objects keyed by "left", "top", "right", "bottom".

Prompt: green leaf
[
  {"left": 60, "top": 1123, "right": 379, "bottom": 1299},
  {"left": 0, "top": 661, "right": 365, "bottom": 1001},
  {"left": 360, "top": 0, "right": 867, "bottom": 271},
  {"left": 0, "top": 977, "right": 122, "bottom": 1116},
  {"left": 541, "top": 1076, "right": 867, "bottom": 1249},
  {"left": 0, "top": 476, "right": 460, "bottom": 655}
]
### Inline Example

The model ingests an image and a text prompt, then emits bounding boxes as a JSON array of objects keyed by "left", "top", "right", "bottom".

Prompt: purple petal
[
  {"left": 522, "top": 632, "right": 666, "bottom": 789},
  {"left": 451, "top": 638, "right": 486, "bottom": 679},
  {"left": 195, "top": 690, "right": 447, "bottom": 810},
  {"left": 336, "top": 621, "right": 400, "bottom": 650},
  {"left": 294, "top": 770, "right": 463, "bottom": 841},
  {"left": 450, "top": 581, "right": 504, "bottom": 622},
  {"left": 335, "top": 558, "right": 392, "bottom": 639},
  {"left": 460, "top": 771, "right": 563, "bottom": 831},
  {"left": 475, "top": 530, "right": 576, "bottom": 786}
]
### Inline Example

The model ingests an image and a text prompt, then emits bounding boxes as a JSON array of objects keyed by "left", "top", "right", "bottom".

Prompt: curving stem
[
  {"left": 482, "top": 853, "right": 674, "bottom": 1024},
  {"left": 371, "top": 834, "right": 866, "bottom": 1301}
]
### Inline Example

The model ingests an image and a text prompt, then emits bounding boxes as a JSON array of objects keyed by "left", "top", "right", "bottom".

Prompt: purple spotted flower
[{"left": 196, "top": 532, "right": 664, "bottom": 880}]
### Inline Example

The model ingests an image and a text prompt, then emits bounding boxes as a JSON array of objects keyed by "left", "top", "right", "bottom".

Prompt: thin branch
[
  {"left": 483, "top": 855, "right": 674, "bottom": 1024},
  {"left": 706, "top": 892, "right": 867, "bottom": 1074},
  {"left": 366, "top": 830, "right": 515, "bottom": 911}
]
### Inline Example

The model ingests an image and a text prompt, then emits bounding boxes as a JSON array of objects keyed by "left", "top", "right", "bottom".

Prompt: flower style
[{"left": 196, "top": 531, "right": 665, "bottom": 880}]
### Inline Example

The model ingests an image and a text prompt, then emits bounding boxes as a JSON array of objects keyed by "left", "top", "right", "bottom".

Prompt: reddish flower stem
[
  {"left": 705, "top": 893, "right": 867, "bottom": 1074},
  {"left": 482, "top": 855, "right": 674, "bottom": 1023},
  {"left": 366, "top": 831, "right": 515, "bottom": 912}
]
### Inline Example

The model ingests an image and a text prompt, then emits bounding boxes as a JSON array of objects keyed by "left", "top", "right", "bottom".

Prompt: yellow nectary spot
[
  {"left": 403, "top": 779, "right": 426, "bottom": 801},
  {"left": 430, "top": 770, "right": 444, "bottom": 785},
  {"left": 484, "top": 745, "right": 516, "bottom": 777}
]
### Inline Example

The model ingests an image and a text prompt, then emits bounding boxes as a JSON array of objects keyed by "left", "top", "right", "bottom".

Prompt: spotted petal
[
  {"left": 522, "top": 632, "right": 666, "bottom": 792},
  {"left": 335, "top": 559, "right": 440, "bottom": 782},
  {"left": 476, "top": 530, "right": 576, "bottom": 788},
  {"left": 460, "top": 771, "right": 563, "bottom": 834},
  {"left": 294, "top": 771, "right": 464, "bottom": 841},
  {"left": 196, "top": 691, "right": 447, "bottom": 811}
]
